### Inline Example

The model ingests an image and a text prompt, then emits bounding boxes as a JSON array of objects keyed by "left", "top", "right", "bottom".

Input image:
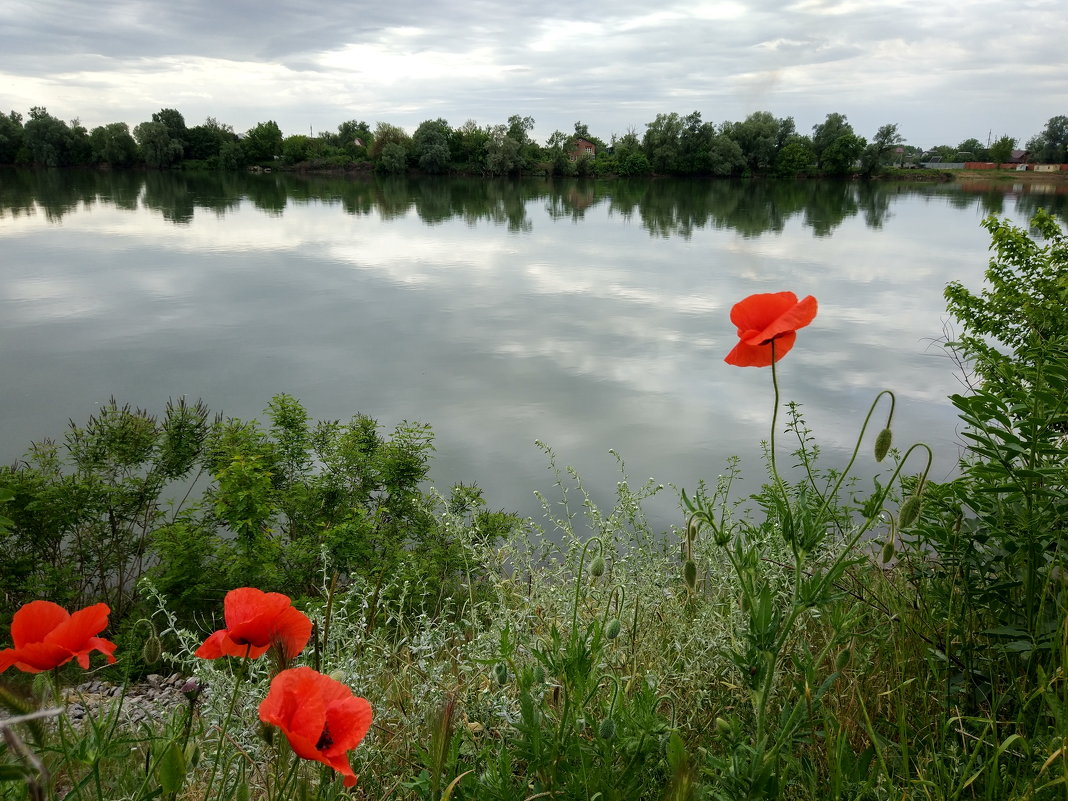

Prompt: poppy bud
[
  {"left": 605, "top": 619, "right": 622, "bottom": 640},
  {"left": 590, "top": 555, "right": 606, "bottom": 578},
  {"left": 142, "top": 634, "right": 162, "bottom": 666},
  {"left": 236, "top": 781, "right": 250, "bottom": 801},
  {"left": 874, "top": 428, "right": 893, "bottom": 462},
  {"left": 493, "top": 662, "right": 508, "bottom": 686},
  {"left": 899, "top": 496, "right": 922, "bottom": 528},
  {"left": 683, "top": 559, "right": 698, "bottom": 591},
  {"left": 715, "top": 717, "right": 731, "bottom": 735},
  {"left": 598, "top": 718, "right": 616, "bottom": 740},
  {"left": 881, "top": 541, "right": 895, "bottom": 564},
  {"left": 532, "top": 666, "right": 545, "bottom": 684}
]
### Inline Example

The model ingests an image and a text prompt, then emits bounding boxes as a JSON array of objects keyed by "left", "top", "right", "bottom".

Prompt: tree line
[{"left": 0, "top": 105, "right": 1065, "bottom": 178}]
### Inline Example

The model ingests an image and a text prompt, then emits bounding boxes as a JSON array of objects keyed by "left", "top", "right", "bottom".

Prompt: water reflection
[{"left": 3, "top": 168, "right": 1065, "bottom": 236}]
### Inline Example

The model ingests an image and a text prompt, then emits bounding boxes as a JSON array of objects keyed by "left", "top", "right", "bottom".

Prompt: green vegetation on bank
[
  {"left": 0, "top": 211, "right": 1066, "bottom": 799},
  {"left": 1, "top": 103, "right": 1065, "bottom": 178}
]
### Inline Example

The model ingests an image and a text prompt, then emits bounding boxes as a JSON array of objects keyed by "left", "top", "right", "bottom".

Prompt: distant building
[
  {"left": 570, "top": 138, "right": 597, "bottom": 161},
  {"left": 1008, "top": 149, "right": 1030, "bottom": 164}
]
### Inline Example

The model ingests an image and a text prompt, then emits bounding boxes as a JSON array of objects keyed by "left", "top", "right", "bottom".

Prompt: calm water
[{"left": 2, "top": 169, "right": 1065, "bottom": 529}]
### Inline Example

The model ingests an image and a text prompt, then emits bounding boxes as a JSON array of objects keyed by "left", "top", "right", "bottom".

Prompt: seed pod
[
  {"left": 881, "top": 540, "right": 895, "bottom": 564},
  {"left": 590, "top": 555, "right": 606, "bottom": 578},
  {"left": 605, "top": 619, "right": 622, "bottom": 640},
  {"left": 141, "top": 634, "right": 163, "bottom": 665},
  {"left": 874, "top": 428, "right": 893, "bottom": 462},
  {"left": 683, "top": 559, "right": 698, "bottom": 591},
  {"left": 598, "top": 717, "right": 616, "bottom": 740},
  {"left": 493, "top": 662, "right": 508, "bottom": 686},
  {"left": 899, "top": 495, "right": 922, "bottom": 528}
]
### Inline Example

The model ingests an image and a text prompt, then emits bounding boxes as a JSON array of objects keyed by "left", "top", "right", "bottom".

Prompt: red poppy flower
[
  {"left": 195, "top": 588, "right": 312, "bottom": 660},
  {"left": 259, "top": 667, "right": 373, "bottom": 788},
  {"left": 724, "top": 292, "right": 818, "bottom": 367},
  {"left": 0, "top": 601, "right": 117, "bottom": 674}
]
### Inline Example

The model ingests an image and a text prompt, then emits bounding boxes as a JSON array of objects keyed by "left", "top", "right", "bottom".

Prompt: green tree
[
  {"left": 281, "top": 134, "right": 313, "bottom": 165},
  {"left": 152, "top": 108, "right": 188, "bottom": 152},
  {"left": 956, "top": 137, "right": 988, "bottom": 161},
  {"left": 134, "top": 120, "right": 183, "bottom": 168},
  {"left": 774, "top": 139, "right": 815, "bottom": 178},
  {"left": 859, "top": 123, "right": 904, "bottom": 177},
  {"left": 370, "top": 122, "right": 411, "bottom": 172},
  {"left": 451, "top": 119, "right": 489, "bottom": 169},
  {"left": 0, "top": 110, "right": 24, "bottom": 163},
  {"left": 725, "top": 111, "right": 792, "bottom": 174},
  {"left": 1026, "top": 115, "right": 1068, "bottom": 163},
  {"left": 413, "top": 118, "right": 453, "bottom": 173},
  {"left": 89, "top": 122, "right": 139, "bottom": 166},
  {"left": 378, "top": 142, "right": 408, "bottom": 174},
  {"left": 22, "top": 107, "right": 85, "bottom": 166},
  {"left": 244, "top": 120, "right": 283, "bottom": 163},
  {"left": 811, "top": 112, "right": 854, "bottom": 171},
  {"left": 989, "top": 135, "right": 1016, "bottom": 164},
  {"left": 706, "top": 130, "right": 746, "bottom": 176},
  {"left": 484, "top": 124, "right": 522, "bottom": 175},
  {"left": 642, "top": 112, "right": 684, "bottom": 173},
  {"left": 185, "top": 116, "right": 238, "bottom": 162},
  {"left": 333, "top": 119, "right": 373, "bottom": 159}
]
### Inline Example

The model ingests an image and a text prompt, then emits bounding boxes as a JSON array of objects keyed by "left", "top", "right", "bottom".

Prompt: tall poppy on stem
[
  {"left": 0, "top": 601, "right": 117, "bottom": 674},
  {"left": 259, "top": 667, "right": 373, "bottom": 788},
  {"left": 195, "top": 588, "right": 312, "bottom": 661},
  {"left": 724, "top": 292, "right": 817, "bottom": 367}
]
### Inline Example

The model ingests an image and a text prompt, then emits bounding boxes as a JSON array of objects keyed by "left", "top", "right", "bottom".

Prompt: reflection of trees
[{"left": 3, "top": 167, "right": 1065, "bottom": 232}]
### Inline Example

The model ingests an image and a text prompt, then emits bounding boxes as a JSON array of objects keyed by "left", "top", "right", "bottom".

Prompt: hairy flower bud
[
  {"left": 899, "top": 495, "right": 922, "bottom": 528},
  {"left": 881, "top": 540, "right": 895, "bottom": 564},
  {"left": 141, "top": 634, "right": 163, "bottom": 666},
  {"left": 683, "top": 559, "right": 698, "bottom": 591},
  {"left": 874, "top": 428, "right": 893, "bottom": 462},
  {"left": 598, "top": 717, "right": 616, "bottom": 740},
  {"left": 590, "top": 555, "right": 606, "bottom": 578},
  {"left": 493, "top": 662, "right": 508, "bottom": 686},
  {"left": 605, "top": 619, "right": 622, "bottom": 640}
]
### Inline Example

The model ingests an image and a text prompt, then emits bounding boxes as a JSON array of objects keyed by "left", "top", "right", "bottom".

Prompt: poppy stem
[
  {"left": 769, "top": 340, "right": 781, "bottom": 483},
  {"left": 204, "top": 644, "right": 251, "bottom": 800}
]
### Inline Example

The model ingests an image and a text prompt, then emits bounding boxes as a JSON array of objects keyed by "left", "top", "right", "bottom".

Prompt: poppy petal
[
  {"left": 46, "top": 603, "right": 110, "bottom": 650},
  {"left": 3, "top": 642, "right": 72, "bottom": 672},
  {"left": 730, "top": 292, "right": 799, "bottom": 335},
  {"left": 725, "top": 332, "right": 796, "bottom": 367},
  {"left": 222, "top": 588, "right": 291, "bottom": 631},
  {"left": 75, "top": 637, "right": 118, "bottom": 669},
  {"left": 195, "top": 630, "right": 268, "bottom": 659},
  {"left": 10, "top": 601, "right": 69, "bottom": 648},
  {"left": 745, "top": 295, "right": 817, "bottom": 345},
  {"left": 324, "top": 696, "right": 373, "bottom": 755},
  {"left": 272, "top": 606, "right": 314, "bottom": 660}
]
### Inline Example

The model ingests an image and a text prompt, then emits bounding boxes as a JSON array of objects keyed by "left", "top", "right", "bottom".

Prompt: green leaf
[{"left": 155, "top": 740, "right": 187, "bottom": 794}]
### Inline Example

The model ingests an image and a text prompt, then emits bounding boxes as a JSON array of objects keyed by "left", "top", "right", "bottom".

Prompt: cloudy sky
[{"left": 1, "top": 0, "right": 1064, "bottom": 150}]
